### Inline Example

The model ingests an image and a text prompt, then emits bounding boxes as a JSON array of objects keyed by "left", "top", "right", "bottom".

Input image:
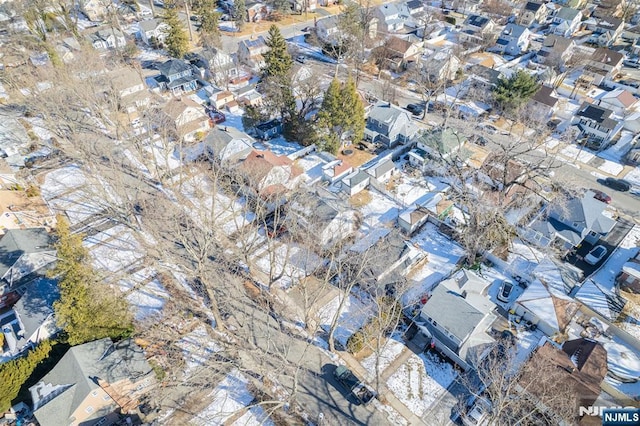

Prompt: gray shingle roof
[
  {"left": 524, "top": 1, "right": 543, "bottom": 11},
  {"left": 556, "top": 7, "right": 580, "bottom": 21},
  {"left": 0, "top": 228, "right": 53, "bottom": 279},
  {"left": 31, "top": 338, "right": 152, "bottom": 426},
  {"left": 156, "top": 59, "right": 192, "bottom": 78},
  {"left": 368, "top": 102, "right": 410, "bottom": 125},
  {"left": 421, "top": 284, "right": 485, "bottom": 344}
]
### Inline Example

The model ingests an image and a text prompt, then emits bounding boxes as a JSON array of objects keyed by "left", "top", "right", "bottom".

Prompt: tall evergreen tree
[
  {"left": 233, "top": 0, "right": 246, "bottom": 30},
  {"left": 316, "top": 77, "right": 365, "bottom": 154},
  {"left": 263, "top": 25, "right": 293, "bottom": 79},
  {"left": 162, "top": 0, "right": 189, "bottom": 58},
  {"left": 0, "top": 340, "right": 52, "bottom": 411},
  {"left": 51, "top": 216, "right": 133, "bottom": 346},
  {"left": 194, "top": 0, "right": 221, "bottom": 48},
  {"left": 493, "top": 69, "right": 540, "bottom": 114}
]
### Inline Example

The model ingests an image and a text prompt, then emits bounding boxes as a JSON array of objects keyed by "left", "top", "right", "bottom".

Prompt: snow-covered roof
[{"left": 575, "top": 280, "right": 626, "bottom": 321}]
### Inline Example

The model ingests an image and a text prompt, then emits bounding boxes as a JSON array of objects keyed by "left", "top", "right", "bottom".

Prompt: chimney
[{"left": 461, "top": 290, "right": 468, "bottom": 298}]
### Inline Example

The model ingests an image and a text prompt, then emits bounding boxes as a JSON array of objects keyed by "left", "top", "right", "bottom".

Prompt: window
[
  {"left": 103, "top": 394, "right": 111, "bottom": 401},
  {"left": 91, "top": 390, "right": 98, "bottom": 397},
  {"left": 85, "top": 406, "right": 94, "bottom": 414}
]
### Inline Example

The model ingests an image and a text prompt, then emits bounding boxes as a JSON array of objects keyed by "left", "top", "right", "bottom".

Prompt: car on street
[
  {"left": 406, "top": 103, "right": 425, "bottom": 116},
  {"left": 585, "top": 245, "right": 608, "bottom": 265},
  {"left": 592, "top": 189, "right": 611, "bottom": 203},
  {"left": 601, "top": 177, "right": 632, "bottom": 192},
  {"left": 333, "top": 365, "right": 377, "bottom": 405},
  {"left": 497, "top": 280, "right": 514, "bottom": 303}
]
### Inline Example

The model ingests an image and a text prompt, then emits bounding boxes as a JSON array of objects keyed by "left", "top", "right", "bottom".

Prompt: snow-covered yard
[
  {"left": 251, "top": 242, "right": 324, "bottom": 289},
  {"left": 361, "top": 335, "right": 406, "bottom": 375},
  {"left": 560, "top": 144, "right": 596, "bottom": 165},
  {"left": 191, "top": 369, "right": 273, "bottom": 426},
  {"left": 358, "top": 190, "right": 401, "bottom": 234},
  {"left": 317, "top": 291, "right": 376, "bottom": 347},
  {"left": 403, "top": 223, "right": 465, "bottom": 304},
  {"left": 386, "top": 351, "right": 457, "bottom": 417},
  {"left": 118, "top": 268, "right": 169, "bottom": 321},
  {"left": 176, "top": 325, "right": 223, "bottom": 375},
  {"left": 88, "top": 228, "right": 145, "bottom": 274}
]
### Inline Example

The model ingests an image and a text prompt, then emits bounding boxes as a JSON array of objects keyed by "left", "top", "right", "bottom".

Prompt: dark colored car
[
  {"left": 295, "top": 56, "right": 307, "bottom": 64},
  {"left": 333, "top": 365, "right": 377, "bottom": 405},
  {"left": 592, "top": 189, "right": 611, "bottom": 204},
  {"left": 406, "top": 103, "right": 425, "bottom": 116},
  {"left": 602, "top": 178, "right": 632, "bottom": 192}
]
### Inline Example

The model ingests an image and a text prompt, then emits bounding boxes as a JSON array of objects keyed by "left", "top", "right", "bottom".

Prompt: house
[
  {"left": 618, "top": 251, "right": 640, "bottom": 293},
  {"left": 586, "top": 16, "right": 624, "bottom": 46},
  {"left": 419, "top": 51, "right": 461, "bottom": 84},
  {"left": 204, "top": 126, "right": 255, "bottom": 164},
  {"left": 161, "top": 98, "right": 210, "bottom": 142},
  {"left": 254, "top": 119, "right": 283, "bottom": 140},
  {"left": 364, "top": 102, "right": 419, "bottom": 148},
  {"left": 535, "top": 34, "right": 575, "bottom": 65},
  {"left": 245, "top": 1, "right": 268, "bottom": 23},
  {"left": 467, "top": 65, "right": 502, "bottom": 91},
  {"left": 238, "top": 150, "right": 299, "bottom": 197},
  {"left": 459, "top": 14, "right": 495, "bottom": 43},
  {"left": 517, "top": 340, "right": 607, "bottom": 423},
  {"left": 373, "top": 3, "right": 411, "bottom": 34},
  {"left": 138, "top": 18, "right": 170, "bottom": 46},
  {"left": 103, "top": 67, "right": 149, "bottom": 114},
  {"left": 398, "top": 192, "right": 443, "bottom": 235},
  {"left": 584, "top": 47, "right": 624, "bottom": 85},
  {"left": 551, "top": 7, "right": 582, "bottom": 37},
  {"left": 518, "top": 1, "right": 548, "bottom": 27},
  {"left": 408, "top": 127, "right": 465, "bottom": 171},
  {"left": 291, "top": 64, "right": 313, "bottom": 88},
  {"left": 321, "top": 159, "right": 353, "bottom": 184},
  {"left": 201, "top": 47, "right": 235, "bottom": 79},
  {"left": 526, "top": 85, "right": 559, "bottom": 122},
  {"left": 237, "top": 36, "right": 269, "bottom": 70},
  {"left": 155, "top": 59, "right": 198, "bottom": 95},
  {"left": 492, "top": 24, "right": 530, "bottom": 56},
  {"left": 289, "top": 0, "right": 317, "bottom": 13},
  {"left": 348, "top": 228, "right": 426, "bottom": 296},
  {"left": 596, "top": 88, "right": 638, "bottom": 114},
  {"left": 0, "top": 278, "right": 59, "bottom": 363},
  {"left": 572, "top": 102, "right": 621, "bottom": 149},
  {"left": 236, "top": 86, "right": 264, "bottom": 107},
  {"left": 364, "top": 158, "right": 396, "bottom": 182},
  {"left": 87, "top": 28, "right": 127, "bottom": 50},
  {"left": 81, "top": 0, "right": 108, "bottom": 22},
  {"left": 376, "top": 36, "right": 421, "bottom": 71},
  {"left": 315, "top": 16, "right": 340, "bottom": 44},
  {"left": 286, "top": 187, "right": 357, "bottom": 249},
  {"left": 0, "top": 228, "right": 56, "bottom": 304},
  {"left": 527, "top": 190, "right": 616, "bottom": 249},
  {"left": 30, "top": 338, "right": 155, "bottom": 426},
  {"left": 418, "top": 270, "right": 497, "bottom": 370},
  {"left": 210, "top": 89, "right": 235, "bottom": 110},
  {"left": 340, "top": 170, "right": 370, "bottom": 196}
]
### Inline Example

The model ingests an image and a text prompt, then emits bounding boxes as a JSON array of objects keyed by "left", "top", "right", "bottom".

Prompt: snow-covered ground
[
  {"left": 295, "top": 152, "right": 326, "bottom": 183},
  {"left": 317, "top": 291, "right": 376, "bottom": 346},
  {"left": 361, "top": 334, "right": 406, "bottom": 375},
  {"left": 40, "top": 165, "right": 87, "bottom": 200},
  {"left": 560, "top": 144, "right": 596, "bottom": 165},
  {"left": 191, "top": 369, "right": 273, "bottom": 426},
  {"left": 507, "top": 239, "right": 545, "bottom": 278},
  {"left": 88, "top": 228, "right": 145, "bottom": 274},
  {"left": 625, "top": 166, "right": 640, "bottom": 188},
  {"left": 251, "top": 242, "right": 324, "bottom": 289},
  {"left": 358, "top": 190, "right": 401, "bottom": 234},
  {"left": 599, "top": 131, "right": 636, "bottom": 163},
  {"left": 176, "top": 325, "right": 223, "bottom": 375},
  {"left": 386, "top": 350, "right": 457, "bottom": 417},
  {"left": 590, "top": 226, "right": 640, "bottom": 292},
  {"left": 403, "top": 223, "right": 466, "bottom": 304},
  {"left": 118, "top": 268, "right": 169, "bottom": 321}
]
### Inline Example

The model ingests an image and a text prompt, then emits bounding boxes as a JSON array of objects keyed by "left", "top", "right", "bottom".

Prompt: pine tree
[
  {"left": 194, "top": 0, "right": 221, "bottom": 48},
  {"left": 263, "top": 25, "right": 293, "bottom": 79},
  {"left": 163, "top": 0, "right": 189, "bottom": 58},
  {"left": 0, "top": 340, "right": 52, "bottom": 412},
  {"left": 233, "top": 0, "right": 246, "bottom": 30},
  {"left": 316, "top": 78, "right": 365, "bottom": 154},
  {"left": 50, "top": 216, "right": 133, "bottom": 346},
  {"left": 493, "top": 69, "right": 540, "bottom": 114}
]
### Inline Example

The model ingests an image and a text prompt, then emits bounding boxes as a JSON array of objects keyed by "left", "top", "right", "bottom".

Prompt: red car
[{"left": 592, "top": 189, "right": 611, "bottom": 204}]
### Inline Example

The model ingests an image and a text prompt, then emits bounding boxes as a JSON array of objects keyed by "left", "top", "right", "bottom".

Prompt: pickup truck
[{"left": 333, "top": 365, "right": 377, "bottom": 405}]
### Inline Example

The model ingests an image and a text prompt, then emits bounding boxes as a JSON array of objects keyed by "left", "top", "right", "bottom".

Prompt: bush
[
  {"left": 346, "top": 330, "right": 365, "bottom": 353},
  {"left": 25, "top": 185, "right": 41, "bottom": 198},
  {"left": 0, "top": 340, "right": 53, "bottom": 411}
]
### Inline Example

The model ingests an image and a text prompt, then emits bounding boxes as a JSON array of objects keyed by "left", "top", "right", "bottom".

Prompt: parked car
[
  {"left": 295, "top": 55, "right": 307, "bottom": 64},
  {"left": 497, "top": 280, "right": 514, "bottom": 303},
  {"left": 406, "top": 103, "right": 425, "bottom": 116},
  {"left": 592, "top": 189, "right": 611, "bottom": 204},
  {"left": 333, "top": 365, "right": 377, "bottom": 405},
  {"left": 585, "top": 245, "right": 608, "bottom": 265},
  {"left": 602, "top": 178, "right": 632, "bottom": 192}
]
